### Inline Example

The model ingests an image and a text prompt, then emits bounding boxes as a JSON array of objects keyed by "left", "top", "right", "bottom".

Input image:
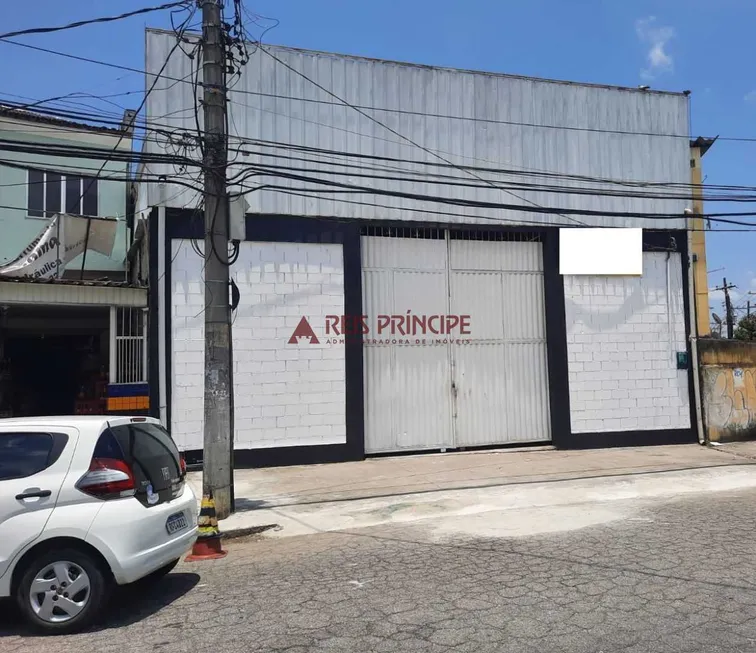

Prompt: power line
[
  {"left": 6, "top": 34, "right": 756, "bottom": 145},
  {"left": 262, "top": 187, "right": 756, "bottom": 232},
  {"left": 0, "top": 189, "right": 750, "bottom": 232},
  {"left": 76, "top": 4, "right": 197, "bottom": 280},
  {"left": 0, "top": 107, "right": 198, "bottom": 140},
  {"left": 5, "top": 109, "right": 752, "bottom": 203},
  {"left": 4, "top": 88, "right": 756, "bottom": 200},
  {"left": 0, "top": 85, "right": 203, "bottom": 138},
  {"left": 0, "top": 39, "right": 148, "bottom": 75},
  {"left": 230, "top": 87, "right": 696, "bottom": 142},
  {"left": 0, "top": 158, "right": 205, "bottom": 194},
  {"left": 225, "top": 166, "right": 756, "bottom": 223},
  {"left": 0, "top": 2, "right": 191, "bottom": 39},
  {"left": 255, "top": 45, "right": 587, "bottom": 226},
  {"left": 0, "top": 134, "right": 191, "bottom": 159},
  {"left": 1, "top": 88, "right": 139, "bottom": 115},
  {"left": 7, "top": 133, "right": 756, "bottom": 204},
  {"left": 0, "top": 66, "right": 196, "bottom": 119},
  {"left": 5, "top": 105, "right": 756, "bottom": 206},
  {"left": 227, "top": 148, "right": 756, "bottom": 202},
  {"left": 9, "top": 95, "right": 755, "bottom": 198},
  {"left": 0, "top": 140, "right": 201, "bottom": 170},
  {"left": 6, "top": 30, "right": 756, "bottom": 228},
  {"left": 233, "top": 137, "right": 756, "bottom": 192}
]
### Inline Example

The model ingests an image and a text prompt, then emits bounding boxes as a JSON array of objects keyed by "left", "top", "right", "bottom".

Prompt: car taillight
[
  {"left": 76, "top": 458, "right": 136, "bottom": 499},
  {"left": 180, "top": 455, "right": 187, "bottom": 475}
]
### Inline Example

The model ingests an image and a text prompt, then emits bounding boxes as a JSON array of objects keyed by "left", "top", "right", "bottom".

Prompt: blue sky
[{"left": 2, "top": 0, "right": 755, "bottom": 320}]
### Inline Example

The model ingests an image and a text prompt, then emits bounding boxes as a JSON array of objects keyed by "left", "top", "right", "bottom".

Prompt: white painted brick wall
[
  {"left": 170, "top": 239, "right": 346, "bottom": 451},
  {"left": 564, "top": 251, "right": 690, "bottom": 434}
]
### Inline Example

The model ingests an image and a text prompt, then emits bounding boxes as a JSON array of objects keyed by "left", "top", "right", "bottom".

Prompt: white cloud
[
  {"left": 635, "top": 16, "right": 675, "bottom": 80},
  {"left": 709, "top": 288, "right": 741, "bottom": 305},
  {"left": 745, "top": 90, "right": 756, "bottom": 106},
  {"left": 709, "top": 289, "right": 725, "bottom": 303}
]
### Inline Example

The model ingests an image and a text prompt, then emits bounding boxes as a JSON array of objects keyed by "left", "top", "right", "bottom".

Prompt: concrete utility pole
[
  {"left": 723, "top": 277, "right": 735, "bottom": 339},
  {"left": 200, "top": 0, "right": 233, "bottom": 518},
  {"left": 712, "top": 278, "right": 737, "bottom": 338}
]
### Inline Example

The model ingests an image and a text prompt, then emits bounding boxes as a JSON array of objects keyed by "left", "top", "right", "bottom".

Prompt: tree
[{"left": 734, "top": 313, "right": 756, "bottom": 341}]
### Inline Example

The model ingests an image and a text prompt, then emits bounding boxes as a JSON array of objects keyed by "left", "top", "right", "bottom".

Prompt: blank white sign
[{"left": 559, "top": 228, "right": 643, "bottom": 276}]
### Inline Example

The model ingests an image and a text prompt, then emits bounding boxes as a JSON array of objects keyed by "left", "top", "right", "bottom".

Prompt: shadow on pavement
[
  {"left": 233, "top": 498, "right": 268, "bottom": 512},
  {"left": 0, "top": 572, "right": 200, "bottom": 636}
]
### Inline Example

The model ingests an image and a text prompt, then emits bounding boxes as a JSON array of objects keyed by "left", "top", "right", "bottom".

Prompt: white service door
[{"left": 362, "top": 234, "right": 551, "bottom": 454}]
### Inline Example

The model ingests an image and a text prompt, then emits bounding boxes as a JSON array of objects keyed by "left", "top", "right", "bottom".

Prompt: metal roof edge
[
  {"left": 144, "top": 27, "right": 691, "bottom": 98},
  {"left": 0, "top": 276, "right": 144, "bottom": 289},
  {"left": 690, "top": 136, "right": 718, "bottom": 157},
  {"left": 0, "top": 106, "right": 128, "bottom": 136}
]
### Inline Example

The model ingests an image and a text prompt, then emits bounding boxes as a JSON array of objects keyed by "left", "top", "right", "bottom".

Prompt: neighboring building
[
  {"left": 689, "top": 136, "right": 715, "bottom": 337},
  {"left": 139, "top": 29, "right": 703, "bottom": 466},
  {"left": 0, "top": 107, "right": 149, "bottom": 418}
]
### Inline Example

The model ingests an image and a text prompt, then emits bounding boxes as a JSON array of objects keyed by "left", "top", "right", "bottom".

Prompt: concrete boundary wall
[{"left": 699, "top": 339, "right": 756, "bottom": 442}]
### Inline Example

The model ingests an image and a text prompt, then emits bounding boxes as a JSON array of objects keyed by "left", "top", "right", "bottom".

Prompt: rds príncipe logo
[{"left": 288, "top": 314, "right": 472, "bottom": 346}]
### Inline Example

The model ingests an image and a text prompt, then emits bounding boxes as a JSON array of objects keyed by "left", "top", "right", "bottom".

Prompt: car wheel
[
  {"left": 137, "top": 558, "right": 180, "bottom": 585},
  {"left": 16, "top": 548, "right": 111, "bottom": 635}
]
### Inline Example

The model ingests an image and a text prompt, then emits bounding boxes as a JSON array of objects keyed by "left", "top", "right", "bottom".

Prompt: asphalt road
[{"left": 4, "top": 489, "right": 756, "bottom": 653}]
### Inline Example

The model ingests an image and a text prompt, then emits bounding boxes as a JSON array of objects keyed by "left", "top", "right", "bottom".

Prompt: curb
[{"left": 220, "top": 523, "right": 280, "bottom": 540}]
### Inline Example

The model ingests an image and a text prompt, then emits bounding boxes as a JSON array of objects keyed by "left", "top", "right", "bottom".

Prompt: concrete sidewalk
[{"left": 186, "top": 442, "right": 756, "bottom": 537}]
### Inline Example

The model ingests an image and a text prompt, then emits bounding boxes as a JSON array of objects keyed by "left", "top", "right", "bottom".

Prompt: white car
[{"left": 0, "top": 416, "right": 198, "bottom": 634}]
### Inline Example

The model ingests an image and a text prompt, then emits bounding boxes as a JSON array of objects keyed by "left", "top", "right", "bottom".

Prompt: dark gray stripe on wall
[
  {"left": 542, "top": 228, "right": 571, "bottom": 448},
  {"left": 147, "top": 206, "right": 160, "bottom": 421},
  {"left": 164, "top": 209, "right": 174, "bottom": 433}
]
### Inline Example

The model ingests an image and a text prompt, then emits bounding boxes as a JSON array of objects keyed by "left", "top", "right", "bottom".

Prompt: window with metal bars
[
  {"left": 111, "top": 307, "right": 147, "bottom": 384},
  {"left": 360, "top": 225, "right": 542, "bottom": 243},
  {"left": 360, "top": 225, "right": 445, "bottom": 240},
  {"left": 449, "top": 229, "right": 542, "bottom": 243}
]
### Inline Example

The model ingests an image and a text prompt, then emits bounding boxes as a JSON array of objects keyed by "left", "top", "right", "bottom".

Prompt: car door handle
[{"left": 15, "top": 489, "right": 52, "bottom": 500}]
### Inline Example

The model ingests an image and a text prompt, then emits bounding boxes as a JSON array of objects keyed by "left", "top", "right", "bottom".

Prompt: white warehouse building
[{"left": 138, "top": 28, "right": 699, "bottom": 466}]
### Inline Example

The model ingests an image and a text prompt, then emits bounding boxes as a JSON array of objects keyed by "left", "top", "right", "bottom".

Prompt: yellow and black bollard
[{"left": 185, "top": 492, "right": 228, "bottom": 561}]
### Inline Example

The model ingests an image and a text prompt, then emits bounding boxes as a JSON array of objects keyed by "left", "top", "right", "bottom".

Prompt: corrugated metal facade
[{"left": 142, "top": 29, "right": 690, "bottom": 230}]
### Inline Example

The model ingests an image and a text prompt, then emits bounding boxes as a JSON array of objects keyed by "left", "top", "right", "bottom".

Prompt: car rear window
[
  {"left": 104, "top": 422, "right": 183, "bottom": 505},
  {"left": 0, "top": 432, "right": 55, "bottom": 480}
]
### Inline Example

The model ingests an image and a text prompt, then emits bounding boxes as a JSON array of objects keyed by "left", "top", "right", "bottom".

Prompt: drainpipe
[{"left": 686, "top": 213, "right": 706, "bottom": 444}]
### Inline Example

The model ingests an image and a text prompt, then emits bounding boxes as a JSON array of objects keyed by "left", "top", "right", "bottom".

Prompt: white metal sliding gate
[{"left": 362, "top": 229, "right": 551, "bottom": 454}]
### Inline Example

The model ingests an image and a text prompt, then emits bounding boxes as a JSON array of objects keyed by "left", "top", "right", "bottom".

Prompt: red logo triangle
[{"left": 288, "top": 317, "right": 320, "bottom": 345}]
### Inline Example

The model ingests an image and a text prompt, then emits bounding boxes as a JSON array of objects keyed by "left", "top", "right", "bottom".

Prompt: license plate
[{"left": 166, "top": 511, "right": 189, "bottom": 535}]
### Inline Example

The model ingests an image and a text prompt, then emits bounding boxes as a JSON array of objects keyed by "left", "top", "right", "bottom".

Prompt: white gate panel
[
  {"left": 362, "top": 236, "right": 453, "bottom": 453},
  {"left": 362, "top": 269, "right": 394, "bottom": 454},
  {"left": 450, "top": 239, "right": 551, "bottom": 447},
  {"left": 391, "top": 270, "right": 454, "bottom": 451},
  {"left": 362, "top": 234, "right": 551, "bottom": 454}
]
